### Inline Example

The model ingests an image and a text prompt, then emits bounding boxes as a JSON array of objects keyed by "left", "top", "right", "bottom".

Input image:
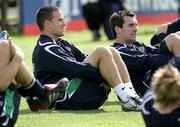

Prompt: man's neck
[
  {"left": 158, "top": 102, "right": 180, "bottom": 114},
  {"left": 115, "top": 38, "right": 132, "bottom": 46},
  {"left": 41, "top": 31, "right": 59, "bottom": 41}
]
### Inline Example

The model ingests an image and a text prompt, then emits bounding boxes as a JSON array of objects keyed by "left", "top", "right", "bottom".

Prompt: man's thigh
[
  {"left": 0, "top": 41, "right": 11, "bottom": 70},
  {"left": 162, "top": 33, "right": 180, "bottom": 56},
  {"left": 158, "top": 39, "right": 173, "bottom": 56},
  {"left": 83, "top": 46, "right": 110, "bottom": 68},
  {"left": 83, "top": 47, "right": 102, "bottom": 68}
]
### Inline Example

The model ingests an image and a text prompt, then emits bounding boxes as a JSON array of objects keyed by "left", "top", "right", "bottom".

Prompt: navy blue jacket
[
  {"left": 112, "top": 41, "right": 171, "bottom": 95},
  {"left": 32, "top": 35, "right": 102, "bottom": 84}
]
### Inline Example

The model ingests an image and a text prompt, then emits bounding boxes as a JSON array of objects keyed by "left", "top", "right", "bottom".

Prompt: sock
[
  {"left": 124, "top": 82, "right": 138, "bottom": 97},
  {"left": 113, "top": 83, "right": 130, "bottom": 102},
  {"left": 18, "top": 78, "right": 47, "bottom": 99}
]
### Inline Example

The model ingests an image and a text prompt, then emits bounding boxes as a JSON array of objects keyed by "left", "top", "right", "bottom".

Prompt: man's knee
[
  {"left": 96, "top": 46, "right": 112, "bottom": 56},
  {"left": 96, "top": 46, "right": 122, "bottom": 60},
  {"left": 109, "top": 47, "right": 122, "bottom": 57},
  {"left": 164, "top": 32, "right": 180, "bottom": 55},
  {"left": 175, "top": 31, "right": 180, "bottom": 36},
  {"left": 0, "top": 40, "right": 10, "bottom": 50},
  {"left": 165, "top": 33, "right": 180, "bottom": 41},
  {"left": 84, "top": 46, "right": 113, "bottom": 67},
  {"left": 165, "top": 33, "right": 178, "bottom": 47},
  {"left": 0, "top": 40, "right": 11, "bottom": 56},
  {"left": 0, "top": 40, "right": 12, "bottom": 65}
]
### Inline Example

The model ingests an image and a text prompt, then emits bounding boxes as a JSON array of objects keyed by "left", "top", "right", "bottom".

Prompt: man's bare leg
[
  {"left": 109, "top": 47, "right": 139, "bottom": 96},
  {"left": 2, "top": 39, "right": 33, "bottom": 87},
  {"left": 83, "top": 46, "right": 142, "bottom": 109},
  {"left": 0, "top": 40, "right": 47, "bottom": 99},
  {"left": 15, "top": 61, "right": 34, "bottom": 87},
  {"left": 165, "top": 32, "right": 180, "bottom": 56},
  {"left": 84, "top": 46, "right": 123, "bottom": 87},
  {"left": 0, "top": 40, "right": 22, "bottom": 91},
  {"left": 109, "top": 47, "right": 130, "bottom": 83}
]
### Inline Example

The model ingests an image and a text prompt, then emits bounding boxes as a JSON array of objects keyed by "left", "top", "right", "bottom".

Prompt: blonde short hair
[{"left": 151, "top": 64, "right": 180, "bottom": 110}]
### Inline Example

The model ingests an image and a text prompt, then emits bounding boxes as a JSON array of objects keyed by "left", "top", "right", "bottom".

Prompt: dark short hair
[
  {"left": 109, "top": 10, "right": 135, "bottom": 38},
  {"left": 36, "top": 5, "right": 59, "bottom": 31}
]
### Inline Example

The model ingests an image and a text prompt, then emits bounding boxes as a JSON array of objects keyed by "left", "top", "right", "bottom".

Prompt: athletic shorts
[
  {"left": 54, "top": 78, "right": 111, "bottom": 110},
  {"left": 158, "top": 40, "right": 173, "bottom": 57},
  {"left": 169, "top": 56, "right": 180, "bottom": 71},
  {"left": 0, "top": 83, "right": 20, "bottom": 127}
]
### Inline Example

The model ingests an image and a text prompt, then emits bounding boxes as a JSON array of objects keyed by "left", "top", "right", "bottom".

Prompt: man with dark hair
[
  {"left": 32, "top": 5, "right": 142, "bottom": 111},
  {"left": 109, "top": 10, "right": 180, "bottom": 96},
  {"left": 0, "top": 31, "right": 68, "bottom": 127}
]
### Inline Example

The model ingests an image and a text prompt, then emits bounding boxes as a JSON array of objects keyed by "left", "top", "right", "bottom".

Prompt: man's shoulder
[
  {"left": 37, "top": 35, "right": 54, "bottom": 45},
  {"left": 133, "top": 41, "right": 145, "bottom": 46},
  {"left": 58, "top": 38, "right": 76, "bottom": 50},
  {"left": 142, "top": 89, "right": 154, "bottom": 114},
  {"left": 112, "top": 43, "right": 125, "bottom": 49},
  {"left": 59, "top": 38, "right": 72, "bottom": 45}
]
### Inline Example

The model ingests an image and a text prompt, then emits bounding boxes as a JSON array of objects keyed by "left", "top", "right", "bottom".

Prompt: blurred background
[{"left": 0, "top": 0, "right": 179, "bottom": 35}]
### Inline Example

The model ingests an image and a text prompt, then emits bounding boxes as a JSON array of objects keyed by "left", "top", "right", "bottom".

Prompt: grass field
[{"left": 11, "top": 25, "right": 157, "bottom": 127}]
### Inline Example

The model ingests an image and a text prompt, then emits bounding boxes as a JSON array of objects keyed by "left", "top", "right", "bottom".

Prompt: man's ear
[
  {"left": 44, "top": 20, "right": 51, "bottom": 27},
  {"left": 114, "top": 26, "right": 121, "bottom": 34}
]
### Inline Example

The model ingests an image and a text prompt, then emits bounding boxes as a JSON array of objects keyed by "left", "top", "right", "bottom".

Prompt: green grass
[{"left": 12, "top": 25, "right": 156, "bottom": 127}]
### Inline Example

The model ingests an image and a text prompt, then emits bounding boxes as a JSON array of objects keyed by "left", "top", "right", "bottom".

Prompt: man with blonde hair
[{"left": 142, "top": 63, "right": 180, "bottom": 127}]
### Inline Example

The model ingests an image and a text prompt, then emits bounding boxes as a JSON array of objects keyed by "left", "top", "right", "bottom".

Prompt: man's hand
[{"left": 155, "top": 22, "right": 171, "bottom": 35}]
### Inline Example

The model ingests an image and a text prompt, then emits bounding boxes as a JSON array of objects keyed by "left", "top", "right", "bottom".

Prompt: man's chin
[
  {"left": 132, "top": 38, "right": 137, "bottom": 42},
  {"left": 58, "top": 33, "right": 64, "bottom": 37}
]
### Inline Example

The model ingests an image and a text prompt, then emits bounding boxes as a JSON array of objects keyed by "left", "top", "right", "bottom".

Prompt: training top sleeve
[{"left": 167, "top": 18, "right": 180, "bottom": 34}]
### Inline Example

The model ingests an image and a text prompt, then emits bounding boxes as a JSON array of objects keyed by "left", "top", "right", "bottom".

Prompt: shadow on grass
[
  {"left": 19, "top": 108, "right": 108, "bottom": 115},
  {"left": 103, "top": 100, "right": 119, "bottom": 106},
  {"left": 19, "top": 100, "right": 120, "bottom": 115}
]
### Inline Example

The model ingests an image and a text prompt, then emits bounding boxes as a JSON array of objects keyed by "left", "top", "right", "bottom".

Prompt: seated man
[
  {"left": 0, "top": 32, "right": 68, "bottom": 127},
  {"left": 142, "top": 63, "right": 180, "bottom": 127},
  {"left": 109, "top": 10, "right": 180, "bottom": 96},
  {"left": 32, "top": 5, "right": 142, "bottom": 111}
]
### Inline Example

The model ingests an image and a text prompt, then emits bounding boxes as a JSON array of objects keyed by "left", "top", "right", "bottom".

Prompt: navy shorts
[
  {"left": 0, "top": 83, "right": 20, "bottom": 127},
  {"left": 54, "top": 79, "right": 110, "bottom": 110},
  {"left": 158, "top": 40, "right": 173, "bottom": 57},
  {"left": 169, "top": 56, "right": 180, "bottom": 71}
]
